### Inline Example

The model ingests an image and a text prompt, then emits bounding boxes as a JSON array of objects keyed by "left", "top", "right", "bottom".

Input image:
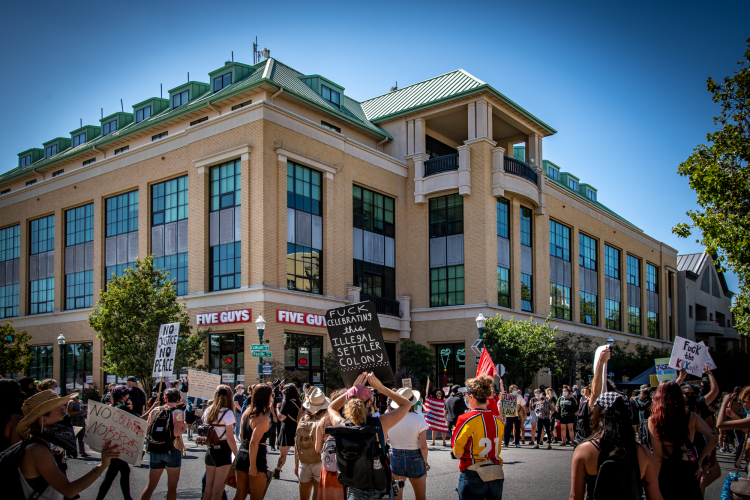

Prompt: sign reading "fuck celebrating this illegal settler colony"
[{"left": 325, "top": 301, "right": 394, "bottom": 387}]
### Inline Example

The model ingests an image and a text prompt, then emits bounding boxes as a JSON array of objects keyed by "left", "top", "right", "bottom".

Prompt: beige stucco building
[{"left": 0, "top": 57, "right": 684, "bottom": 392}]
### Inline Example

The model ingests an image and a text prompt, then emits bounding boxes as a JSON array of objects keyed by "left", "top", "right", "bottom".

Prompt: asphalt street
[{"left": 66, "top": 436, "right": 730, "bottom": 499}]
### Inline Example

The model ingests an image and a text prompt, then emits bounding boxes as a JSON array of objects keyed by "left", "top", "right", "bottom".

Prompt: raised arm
[
  {"left": 426, "top": 377, "right": 431, "bottom": 397},
  {"left": 717, "top": 393, "right": 750, "bottom": 430},
  {"left": 702, "top": 365, "right": 719, "bottom": 406},
  {"left": 675, "top": 368, "right": 688, "bottom": 385},
  {"left": 589, "top": 346, "right": 610, "bottom": 410},
  {"left": 369, "top": 373, "right": 410, "bottom": 434}
]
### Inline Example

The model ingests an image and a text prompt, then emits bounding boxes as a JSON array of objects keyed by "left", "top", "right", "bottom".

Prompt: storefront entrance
[
  {"left": 284, "top": 333, "right": 324, "bottom": 390},
  {"left": 435, "top": 343, "right": 466, "bottom": 389},
  {"left": 208, "top": 332, "right": 245, "bottom": 387}
]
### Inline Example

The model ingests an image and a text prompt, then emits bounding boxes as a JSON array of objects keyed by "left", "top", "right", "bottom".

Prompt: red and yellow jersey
[{"left": 451, "top": 408, "right": 504, "bottom": 471}]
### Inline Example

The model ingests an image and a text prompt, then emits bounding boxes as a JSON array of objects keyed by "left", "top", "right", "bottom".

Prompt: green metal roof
[{"left": 361, "top": 69, "right": 556, "bottom": 135}]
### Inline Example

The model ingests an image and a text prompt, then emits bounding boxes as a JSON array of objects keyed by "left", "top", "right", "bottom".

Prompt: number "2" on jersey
[{"left": 477, "top": 437, "right": 500, "bottom": 457}]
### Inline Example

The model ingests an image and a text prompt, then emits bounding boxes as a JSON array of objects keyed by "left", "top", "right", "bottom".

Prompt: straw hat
[
  {"left": 17, "top": 389, "right": 79, "bottom": 436},
  {"left": 303, "top": 387, "right": 330, "bottom": 413},
  {"left": 390, "top": 387, "right": 421, "bottom": 408}
]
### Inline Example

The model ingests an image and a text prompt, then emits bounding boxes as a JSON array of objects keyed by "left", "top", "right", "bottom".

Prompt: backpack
[
  {"left": 326, "top": 416, "right": 391, "bottom": 493},
  {"left": 196, "top": 409, "right": 229, "bottom": 447},
  {"left": 295, "top": 417, "right": 321, "bottom": 464},
  {"left": 592, "top": 452, "right": 641, "bottom": 500},
  {"left": 0, "top": 438, "right": 50, "bottom": 500},
  {"left": 322, "top": 436, "right": 338, "bottom": 473},
  {"left": 146, "top": 406, "right": 175, "bottom": 454}
]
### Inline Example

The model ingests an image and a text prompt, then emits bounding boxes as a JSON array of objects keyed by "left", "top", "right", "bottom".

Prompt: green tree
[
  {"left": 0, "top": 322, "right": 33, "bottom": 375},
  {"left": 398, "top": 340, "right": 436, "bottom": 391},
  {"left": 673, "top": 39, "right": 750, "bottom": 333},
  {"left": 554, "top": 332, "right": 595, "bottom": 387},
  {"left": 88, "top": 256, "right": 209, "bottom": 391},
  {"left": 322, "top": 352, "right": 344, "bottom": 390},
  {"left": 608, "top": 342, "right": 670, "bottom": 382},
  {"left": 482, "top": 315, "right": 559, "bottom": 390}
]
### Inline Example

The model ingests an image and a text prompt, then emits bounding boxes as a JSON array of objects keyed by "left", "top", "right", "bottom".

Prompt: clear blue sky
[{"left": 2, "top": 0, "right": 747, "bottom": 292}]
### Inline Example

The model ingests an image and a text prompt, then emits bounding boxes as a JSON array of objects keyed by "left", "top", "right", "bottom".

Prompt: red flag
[{"left": 476, "top": 347, "right": 498, "bottom": 377}]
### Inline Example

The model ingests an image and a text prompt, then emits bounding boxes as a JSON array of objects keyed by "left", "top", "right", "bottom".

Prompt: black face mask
[{"left": 34, "top": 420, "right": 78, "bottom": 457}]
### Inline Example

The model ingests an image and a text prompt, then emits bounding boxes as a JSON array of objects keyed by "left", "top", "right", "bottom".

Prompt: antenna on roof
[
  {"left": 121, "top": 99, "right": 124, "bottom": 112},
  {"left": 253, "top": 37, "right": 258, "bottom": 64},
  {"left": 80, "top": 118, "right": 82, "bottom": 127},
  {"left": 232, "top": 51, "right": 234, "bottom": 62},
  {"left": 390, "top": 81, "right": 398, "bottom": 92},
  {"left": 187, "top": 72, "right": 190, "bottom": 82},
  {"left": 161, "top": 84, "right": 163, "bottom": 99},
  {"left": 101, "top": 108, "right": 103, "bottom": 119}
]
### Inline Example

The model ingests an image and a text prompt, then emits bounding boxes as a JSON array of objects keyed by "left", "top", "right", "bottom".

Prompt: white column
[
  {"left": 487, "top": 103, "right": 493, "bottom": 140},
  {"left": 476, "top": 100, "right": 488, "bottom": 138},
  {"left": 414, "top": 118, "right": 426, "bottom": 154},
  {"left": 398, "top": 295, "right": 412, "bottom": 339},
  {"left": 527, "top": 133, "right": 542, "bottom": 169},
  {"left": 413, "top": 153, "right": 429, "bottom": 204},
  {"left": 407, "top": 120, "right": 415, "bottom": 156},
  {"left": 347, "top": 285, "right": 361, "bottom": 304},
  {"left": 467, "top": 102, "right": 476, "bottom": 140},
  {"left": 457, "top": 145, "right": 471, "bottom": 196},
  {"left": 491, "top": 146, "right": 506, "bottom": 197}
]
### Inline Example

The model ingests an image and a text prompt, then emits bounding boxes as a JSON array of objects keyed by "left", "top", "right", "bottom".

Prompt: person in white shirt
[
  {"left": 387, "top": 388, "right": 429, "bottom": 500},
  {"left": 202, "top": 385, "right": 239, "bottom": 500}
]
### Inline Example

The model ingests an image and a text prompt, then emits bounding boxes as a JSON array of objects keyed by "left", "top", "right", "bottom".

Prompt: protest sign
[
  {"left": 699, "top": 343, "right": 718, "bottom": 370},
  {"left": 152, "top": 322, "right": 180, "bottom": 378},
  {"left": 593, "top": 345, "right": 610, "bottom": 384},
  {"left": 668, "top": 336, "right": 707, "bottom": 377},
  {"left": 500, "top": 394, "right": 518, "bottom": 417},
  {"left": 655, "top": 358, "right": 676, "bottom": 382},
  {"left": 188, "top": 370, "right": 221, "bottom": 400},
  {"left": 403, "top": 378, "right": 412, "bottom": 389},
  {"left": 325, "top": 301, "right": 394, "bottom": 387},
  {"left": 84, "top": 400, "right": 147, "bottom": 466}
]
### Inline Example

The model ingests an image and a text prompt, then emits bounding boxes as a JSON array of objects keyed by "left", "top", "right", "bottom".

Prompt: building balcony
[
  {"left": 504, "top": 156, "right": 538, "bottom": 184},
  {"left": 695, "top": 316, "right": 724, "bottom": 336},
  {"left": 424, "top": 154, "right": 459, "bottom": 177},
  {"left": 362, "top": 294, "right": 401, "bottom": 317}
]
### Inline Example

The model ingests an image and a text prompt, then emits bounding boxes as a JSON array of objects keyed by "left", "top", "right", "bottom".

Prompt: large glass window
[
  {"left": 627, "top": 255, "right": 640, "bottom": 286},
  {"left": 152, "top": 175, "right": 188, "bottom": 295},
  {"left": 213, "top": 72, "right": 232, "bottom": 92},
  {"left": 30, "top": 215, "right": 54, "bottom": 315},
  {"left": 64, "top": 342, "right": 93, "bottom": 393},
  {"left": 283, "top": 333, "right": 324, "bottom": 389},
  {"left": 154, "top": 253, "right": 188, "bottom": 297},
  {"left": 627, "top": 255, "right": 641, "bottom": 334},
  {"left": 436, "top": 343, "right": 466, "bottom": 388},
  {"left": 65, "top": 204, "right": 93, "bottom": 310},
  {"left": 497, "top": 198, "right": 509, "bottom": 238},
  {"left": 604, "top": 245, "right": 620, "bottom": 279},
  {"left": 45, "top": 144, "right": 58, "bottom": 158},
  {"left": 210, "top": 161, "right": 241, "bottom": 292},
  {"left": 287, "top": 162, "right": 322, "bottom": 294},
  {"left": 581, "top": 291, "right": 597, "bottom": 325},
  {"left": 135, "top": 106, "right": 151, "bottom": 123},
  {"left": 628, "top": 306, "right": 641, "bottom": 335},
  {"left": 549, "top": 220, "right": 570, "bottom": 261},
  {"left": 106, "top": 191, "right": 139, "bottom": 283},
  {"left": 102, "top": 120, "right": 116, "bottom": 136},
  {"left": 208, "top": 332, "right": 245, "bottom": 387},
  {"left": 550, "top": 283, "right": 571, "bottom": 320},
  {"left": 0, "top": 225, "right": 20, "bottom": 319},
  {"left": 520, "top": 207, "right": 532, "bottom": 246},
  {"left": 648, "top": 311, "right": 659, "bottom": 339},
  {"left": 172, "top": 90, "right": 189, "bottom": 109},
  {"left": 521, "top": 273, "right": 533, "bottom": 312},
  {"left": 521, "top": 206, "right": 533, "bottom": 311},
  {"left": 569, "top": 178, "right": 579, "bottom": 191},
  {"left": 321, "top": 85, "right": 340, "bottom": 108},
  {"left": 579, "top": 234, "right": 596, "bottom": 270},
  {"left": 20, "top": 155, "right": 32, "bottom": 168},
  {"left": 353, "top": 186, "right": 395, "bottom": 300},
  {"left": 606, "top": 299, "right": 621, "bottom": 331},
  {"left": 429, "top": 194, "right": 464, "bottom": 307},
  {"left": 73, "top": 133, "right": 86, "bottom": 147},
  {"left": 28, "top": 345, "right": 54, "bottom": 380},
  {"left": 497, "top": 267, "right": 509, "bottom": 307},
  {"left": 647, "top": 263, "right": 659, "bottom": 338},
  {"left": 647, "top": 263, "right": 658, "bottom": 293}
]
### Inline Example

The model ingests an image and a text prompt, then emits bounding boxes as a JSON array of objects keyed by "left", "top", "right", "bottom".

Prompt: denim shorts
[
  {"left": 149, "top": 447, "right": 181, "bottom": 469},
  {"left": 389, "top": 448, "right": 426, "bottom": 479}
]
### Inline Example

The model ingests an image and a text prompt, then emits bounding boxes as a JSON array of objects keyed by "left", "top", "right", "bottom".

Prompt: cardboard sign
[
  {"left": 668, "top": 336, "right": 707, "bottom": 377},
  {"left": 403, "top": 378, "right": 412, "bottom": 389},
  {"left": 655, "top": 358, "right": 676, "bottom": 382},
  {"left": 699, "top": 343, "right": 718, "bottom": 370},
  {"left": 500, "top": 394, "right": 517, "bottom": 417},
  {"left": 187, "top": 370, "right": 221, "bottom": 400},
  {"left": 84, "top": 400, "right": 147, "bottom": 466},
  {"left": 152, "top": 322, "right": 180, "bottom": 378},
  {"left": 325, "top": 301, "right": 394, "bottom": 387},
  {"left": 593, "top": 345, "right": 610, "bottom": 385},
  {"left": 649, "top": 374, "right": 659, "bottom": 387}
]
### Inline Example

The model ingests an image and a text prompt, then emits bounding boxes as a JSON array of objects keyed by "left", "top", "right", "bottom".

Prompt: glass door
[
  {"left": 283, "top": 333, "right": 323, "bottom": 390},
  {"left": 208, "top": 332, "right": 245, "bottom": 387},
  {"left": 435, "top": 343, "right": 466, "bottom": 390}
]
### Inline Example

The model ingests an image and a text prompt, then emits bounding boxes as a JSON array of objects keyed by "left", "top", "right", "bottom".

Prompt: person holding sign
[
  {"left": 94, "top": 386, "right": 136, "bottom": 500},
  {"left": 498, "top": 380, "right": 525, "bottom": 449},
  {"left": 16, "top": 390, "right": 121, "bottom": 500}
]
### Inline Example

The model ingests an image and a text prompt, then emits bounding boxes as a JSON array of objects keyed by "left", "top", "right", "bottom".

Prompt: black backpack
[
  {"left": 146, "top": 406, "right": 175, "bottom": 454},
  {"left": 0, "top": 438, "right": 49, "bottom": 500},
  {"left": 326, "top": 416, "right": 391, "bottom": 494},
  {"left": 592, "top": 452, "right": 641, "bottom": 500}
]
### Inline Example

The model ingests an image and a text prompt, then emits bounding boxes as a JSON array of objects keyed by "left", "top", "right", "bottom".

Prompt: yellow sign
[{"left": 649, "top": 374, "right": 659, "bottom": 387}]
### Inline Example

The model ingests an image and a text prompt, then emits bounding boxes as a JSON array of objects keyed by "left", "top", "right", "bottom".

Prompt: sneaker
[
  {"left": 560, "top": 442, "right": 567, "bottom": 447},
  {"left": 534, "top": 444, "right": 539, "bottom": 449},
  {"left": 273, "top": 469, "right": 281, "bottom": 480},
  {"left": 546, "top": 444, "right": 552, "bottom": 450},
  {"left": 515, "top": 444, "right": 520, "bottom": 448},
  {"left": 520, "top": 440, "right": 525, "bottom": 445}
]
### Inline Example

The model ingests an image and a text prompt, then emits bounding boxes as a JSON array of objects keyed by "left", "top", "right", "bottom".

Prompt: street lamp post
[
  {"left": 57, "top": 334, "right": 66, "bottom": 396},
  {"left": 476, "top": 313, "right": 486, "bottom": 339},
  {"left": 255, "top": 315, "right": 266, "bottom": 383}
]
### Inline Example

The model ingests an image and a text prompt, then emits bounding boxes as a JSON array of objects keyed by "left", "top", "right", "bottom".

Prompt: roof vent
[{"left": 390, "top": 81, "right": 398, "bottom": 92}]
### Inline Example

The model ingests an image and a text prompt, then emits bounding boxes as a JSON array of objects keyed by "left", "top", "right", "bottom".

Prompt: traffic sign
[
  {"left": 252, "top": 351, "right": 272, "bottom": 358},
  {"left": 250, "top": 345, "right": 269, "bottom": 351}
]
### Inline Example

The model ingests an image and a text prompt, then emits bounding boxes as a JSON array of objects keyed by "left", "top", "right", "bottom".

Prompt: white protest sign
[
  {"left": 84, "top": 400, "right": 147, "bottom": 466},
  {"left": 699, "top": 343, "right": 717, "bottom": 370},
  {"left": 402, "top": 378, "right": 412, "bottom": 389},
  {"left": 106, "top": 375, "right": 116, "bottom": 384},
  {"left": 655, "top": 357, "right": 676, "bottom": 382},
  {"left": 668, "top": 336, "right": 707, "bottom": 377},
  {"left": 152, "top": 323, "right": 180, "bottom": 378},
  {"left": 188, "top": 370, "right": 221, "bottom": 400},
  {"left": 593, "top": 345, "right": 610, "bottom": 386}
]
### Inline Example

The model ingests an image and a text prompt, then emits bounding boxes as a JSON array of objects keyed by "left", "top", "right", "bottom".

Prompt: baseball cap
[{"left": 451, "top": 384, "right": 460, "bottom": 394}]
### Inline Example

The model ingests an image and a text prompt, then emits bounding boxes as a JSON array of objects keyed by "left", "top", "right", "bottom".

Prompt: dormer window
[
  {"left": 548, "top": 167, "right": 558, "bottom": 180},
  {"left": 569, "top": 178, "right": 578, "bottom": 191},
  {"left": 102, "top": 120, "right": 117, "bottom": 136},
  {"left": 321, "top": 85, "right": 340, "bottom": 108},
  {"left": 73, "top": 132, "right": 86, "bottom": 147},
  {"left": 213, "top": 72, "right": 231, "bottom": 92},
  {"left": 136, "top": 106, "right": 152, "bottom": 123},
  {"left": 587, "top": 189, "right": 596, "bottom": 201},
  {"left": 45, "top": 144, "right": 57, "bottom": 158},
  {"left": 172, "top": 90, "right": 189, "bottom": 109},
  {"left": 20, "top": 155, "right": 32, "bottom": 168}
]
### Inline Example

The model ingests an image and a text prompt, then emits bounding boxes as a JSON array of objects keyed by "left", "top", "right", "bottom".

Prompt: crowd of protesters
[{"left": 0, "top": 349, "right": 745, "bottom": 500}]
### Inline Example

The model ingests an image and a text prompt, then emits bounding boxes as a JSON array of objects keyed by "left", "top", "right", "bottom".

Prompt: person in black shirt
[
  {"left": 126, "top": 376, "right": 147, "bottom": 416},
  {"left": 96, "top": 385, "right": 136, "bottom": 500},
  {"left": 273, "top": 384, "right": 301, "bottom": 479},
  {"left": 557, "top": 385, "right": 579, "bottom": 446},
  {"left": 233, "top": 384, "right": 246, "bottom": 441},
  {"left": 445, "top": 385, "right": 468, "bottom": 439},
  {"left": 633, "top": 385, "right": 653, "bottom": 447}
]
